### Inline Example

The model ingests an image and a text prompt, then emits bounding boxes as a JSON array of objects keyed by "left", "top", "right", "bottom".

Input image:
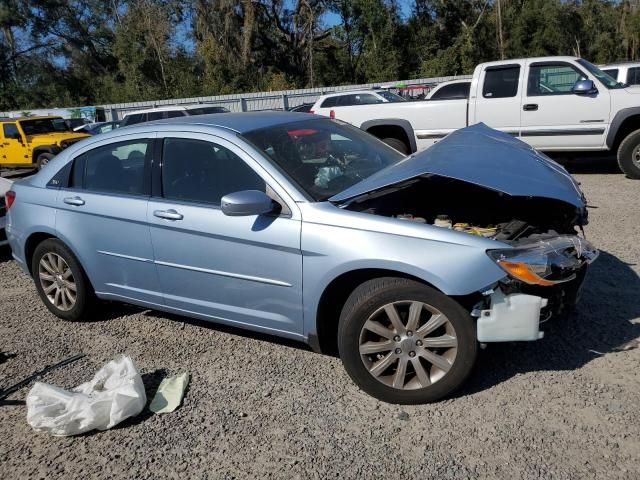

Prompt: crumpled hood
[{"left": 330, "top": 123, "right": 587, "bottom": 210}]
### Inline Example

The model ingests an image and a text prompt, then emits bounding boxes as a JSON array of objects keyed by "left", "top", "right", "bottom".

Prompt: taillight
[
  {"left": 5, "top": 191, "right": 16, "bottom": 211},
  {"left": 329, "top": 110, "right": 335, "bottom": 119},
  {"left": 309, "top": 110, "right": 315, "bottom": 114}
]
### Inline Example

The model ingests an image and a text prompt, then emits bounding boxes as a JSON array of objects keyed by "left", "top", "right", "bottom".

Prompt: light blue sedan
[{"left": 5, "top": 113, "right": 597, "bottom": 403}]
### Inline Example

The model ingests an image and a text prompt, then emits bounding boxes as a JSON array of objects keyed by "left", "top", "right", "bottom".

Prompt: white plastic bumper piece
[{"left": 477, "top": 289, "right": 547, "bottom": 342}]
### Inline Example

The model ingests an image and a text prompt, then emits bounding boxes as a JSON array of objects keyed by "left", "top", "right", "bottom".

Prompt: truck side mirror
[{"left": 572, "top": 79, "right": 597, "bottom": 95}]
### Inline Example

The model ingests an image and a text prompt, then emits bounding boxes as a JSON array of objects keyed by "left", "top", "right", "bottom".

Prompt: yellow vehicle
[{"left": 0, "top": 116, "right": 89, "bottom": 169}]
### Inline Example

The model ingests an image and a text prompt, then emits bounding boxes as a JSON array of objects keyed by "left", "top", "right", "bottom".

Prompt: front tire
[
  {"left": 617, "top": 130, "right": 640, "bottom": 179},
  {"left": 31, "top": 239, "right": 94, "bottom": 321},
  {"left": 338, "top": 278, "right": 477, "bottom": 404}
]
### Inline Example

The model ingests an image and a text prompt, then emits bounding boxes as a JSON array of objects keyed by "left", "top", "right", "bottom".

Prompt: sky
[{"left": 321, "top": 1, "right": 414, "bottom": 27}]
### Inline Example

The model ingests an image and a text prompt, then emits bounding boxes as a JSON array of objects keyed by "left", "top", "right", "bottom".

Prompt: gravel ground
[{"left": 1, "top": 161, "right": 639, "bottom": 479}]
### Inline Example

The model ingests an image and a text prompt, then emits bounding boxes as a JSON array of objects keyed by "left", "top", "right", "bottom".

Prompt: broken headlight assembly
[{"left": 487, "top": 236, "right": 598, "bottom": 286}]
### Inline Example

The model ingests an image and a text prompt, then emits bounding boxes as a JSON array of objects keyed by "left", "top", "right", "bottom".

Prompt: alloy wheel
[
  {"left": 358, "top": 300, "right": 458, "bottom": 390},
  {"left": 38, "top": 253, "right": 77, "bottom": 311}
]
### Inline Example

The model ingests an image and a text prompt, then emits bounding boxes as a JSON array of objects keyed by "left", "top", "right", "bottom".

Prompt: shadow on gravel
[
  {"left": 142, "top": 310, "right": 315, "bottom": 353},
  {"left": 456, "top": 250, "right": 640, "bottom": 398},
  {"left": 553, "top": 155, "right": 622, "bottom": 175},
  {"left": 0, "top": 247, "right": 12, "bottom": 264}
]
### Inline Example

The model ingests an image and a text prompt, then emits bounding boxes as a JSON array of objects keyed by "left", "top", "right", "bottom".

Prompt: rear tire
[
  {"left": 36, "top": 152, "right": 55, "bottom": 170},
  {"left": 338, "top": 277, "right": 477, "bottom": 404},
  {"left": 381, "top": 137, "right": 409, "bottom": 155},
  {"left": 31, "top": 239, "right": 94, "bottom": 321},
  {"left": 617, "top": 130, "right": 640, "bottom": 179}
]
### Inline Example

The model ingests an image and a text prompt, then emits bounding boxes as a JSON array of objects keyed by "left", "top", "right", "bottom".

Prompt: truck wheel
[
  {"left": 36, "top": 152, "right": 55, "bottom": 170},
  {"left": 338, "top": 277, "right": 477, "bottom": 404},
  {"left": 617, "top": 130, "right": 640, "bottom": 179},
  {"left": 382, "top": 137, "right": 409, "bottom": 155}
]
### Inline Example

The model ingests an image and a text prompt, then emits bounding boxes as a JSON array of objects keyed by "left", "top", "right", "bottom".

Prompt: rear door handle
[
  {"left": 63, "top": 196, "right": 85, "bottom": 206},
  {"left": 523, "top": 104, "right": 538, "bottom": 111},
  {"left": 153, "top": 209, "right": 183, "bottom": 221}
]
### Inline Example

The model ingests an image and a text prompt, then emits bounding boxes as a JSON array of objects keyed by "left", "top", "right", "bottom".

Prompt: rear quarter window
[
  {"left": 320, "top": 97, "right": 338, "bottom": 108},
  {"left": 483, "top": 65, "right": 520, "bottom": 98}
]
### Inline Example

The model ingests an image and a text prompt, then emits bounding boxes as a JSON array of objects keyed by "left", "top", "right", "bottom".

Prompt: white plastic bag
[{"left": 26, "top": 355, "right": 146, "bottom": 436}]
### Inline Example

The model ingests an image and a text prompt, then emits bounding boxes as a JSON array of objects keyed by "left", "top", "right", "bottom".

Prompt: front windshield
[
  {"left": 577, "top": 59, "right": 625, "bottom": 89},
  {"left": 376, "top": 90, "right": 406, "bottom": 102},
  {"left": 243, "top": 119, "right": 405, "bottom": 201},
  {"left": 20, "top": 118, "right": 69, "bottom": 135}
]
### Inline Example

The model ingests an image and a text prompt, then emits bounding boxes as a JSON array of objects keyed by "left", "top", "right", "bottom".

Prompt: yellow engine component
[{"left": 453, "top": 223, "right": 497, "bottom": 237}]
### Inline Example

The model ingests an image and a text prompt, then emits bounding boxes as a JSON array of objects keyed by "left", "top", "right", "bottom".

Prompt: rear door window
[
  {"left": 320, "top": 97, "right": 338, "bottom": 108},
  {"left": 165, "top": 110, "right": 186, "bottom": 118},
  {"left": 627, "top": 67, "right": 640, "bottom": 85},
  {"left": 123, "top": 113, "right": 146, "bottom": 126},
  {"left": 336, "top": 95, "right": 357, "bottom": 107},
  {"left": 74, "top": 140, "right": 150, "bottom": 195},
  {"left": 483, "top": 65, "right": 520, "bottom": 98},
  {"left": 187, "top": 107, "right": 229, "bottom": 115},
  {"left": 147, "top": 111, "right": 164, "bottom": 121},
  {"left": 354, "top": 94, "right": 383, "bottom": 105}
]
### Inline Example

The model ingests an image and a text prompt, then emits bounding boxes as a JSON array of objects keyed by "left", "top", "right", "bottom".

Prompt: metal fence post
[
  {"left": 240, "top": 98, "right": 247, "bottom": 112},
  {"left": 282, "top": 94, "right": 289, "bottom": 111}
]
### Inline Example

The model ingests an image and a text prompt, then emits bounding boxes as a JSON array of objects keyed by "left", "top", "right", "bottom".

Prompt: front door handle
[
  {"left": 523, "top": 103, "right": 539, "bottom": 111},
  {"left": 63, "top": 196, "right": 85, "bottom": 206},
  {"left": 153, "top": 209, "right": 183, "bottom": 221}
]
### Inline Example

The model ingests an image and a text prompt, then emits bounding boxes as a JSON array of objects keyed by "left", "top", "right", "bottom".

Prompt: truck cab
[
  {"left": 0, "top": 116, "right": 89, "bottom": 170},
  {"left": 319, "top": 56, "right": 640, "bottom": 179}
]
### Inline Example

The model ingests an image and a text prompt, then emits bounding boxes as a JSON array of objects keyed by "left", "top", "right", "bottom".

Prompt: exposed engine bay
[
  {"left": 343, "top": 175, "right": 587, "bottom": 242},
  {"left": 343, "top": 174, "right": 598, "bottom": 327}
]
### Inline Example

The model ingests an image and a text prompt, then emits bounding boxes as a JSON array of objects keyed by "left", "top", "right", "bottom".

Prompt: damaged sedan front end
[{"left": 328, "top": 123, "right": 598, "bottom": 343}]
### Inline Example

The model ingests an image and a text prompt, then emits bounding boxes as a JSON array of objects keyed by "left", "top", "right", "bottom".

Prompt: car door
[
  {"left": 147, "top": 132, "right": 303, "bottom": 336},
  {"left": 470, "top": 63, "right": 524, "bottom": 134},
  {"left": 520, "top": 60, "right": 610, "bottom": 149},
  {"left": 54, "top": 134, "right": 163, "bottom": 305},
  {"left": 1, "top": 123, "right": 28, "bottom": 164}
]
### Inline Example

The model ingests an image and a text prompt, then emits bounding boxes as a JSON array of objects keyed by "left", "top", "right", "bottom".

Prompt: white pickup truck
[{"left": 311, "top": 56, "right": 640, "bottom": 178}]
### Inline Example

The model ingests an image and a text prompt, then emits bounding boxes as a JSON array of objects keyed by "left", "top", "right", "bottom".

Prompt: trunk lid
[{"left": 329, "top": 123, "right": 587, "bottom": 209}]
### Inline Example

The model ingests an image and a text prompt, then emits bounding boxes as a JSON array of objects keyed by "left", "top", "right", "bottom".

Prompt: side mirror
[
  {"left": 572, "top": 79, "right": 597, "bottom": 95},
  {"left": 221, "top": 190, "right": 277, "bottom": 217}
]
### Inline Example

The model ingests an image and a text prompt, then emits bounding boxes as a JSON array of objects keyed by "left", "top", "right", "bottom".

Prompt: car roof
[
  {"left": 480, "top": 56, "right": 580, "bottom": 68},
  {"left": 431, "top": 80, "right": 471, "bottom": 88},
  {"left": 125, "top": 111, "right": 318, "bottom": 134},
  {"left": 124, "top": 103, "right": 227, "bottom": 116},
  {"left": 0, "top": 116, "right": 62, "bottom": 122},
  {"left": 319, "top": 90, "right": 384, "bottom": 99}
]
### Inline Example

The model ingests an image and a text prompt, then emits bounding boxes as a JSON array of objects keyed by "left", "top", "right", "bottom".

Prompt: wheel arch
[
  {"left": 606, "top": 108, "right": 640, "bottom": 150},
  {"left": 31, "top": 145, "right": 60, "bottom": 163},
  {"left": 361, "top": 119, "right": 417, "bottom": 153},
  {"left": 24, "top": 231, "right": 57, "bottom": 275},
  {"left": 24, "top": 230, "right": 92, "bottom": 287},
  {"left": 311, "top": 268, "right": 443, "bottom": 355}
]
